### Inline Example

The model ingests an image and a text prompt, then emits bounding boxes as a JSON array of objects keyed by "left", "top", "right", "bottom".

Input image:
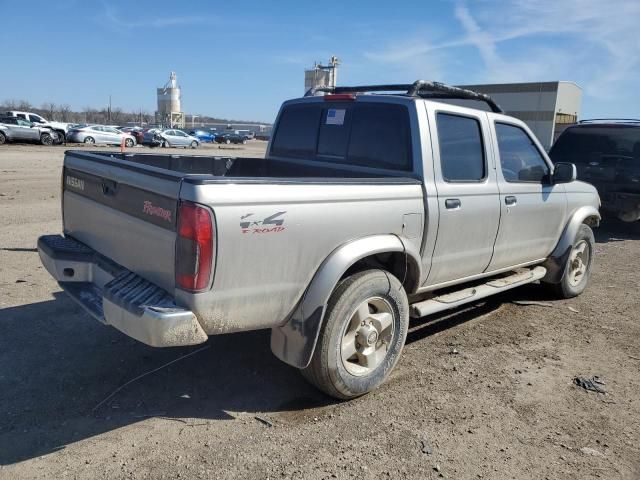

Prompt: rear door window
[{"left": 436, "top": 113, "right": 486, "bottom": 181}]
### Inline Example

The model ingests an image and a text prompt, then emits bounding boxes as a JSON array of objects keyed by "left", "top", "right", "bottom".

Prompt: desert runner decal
[
  {"left": 143, "top": 201, "right": 172, "bottom": 222},
  {"left": 240, "top": 211, "right": 286, "bottom": 234}
]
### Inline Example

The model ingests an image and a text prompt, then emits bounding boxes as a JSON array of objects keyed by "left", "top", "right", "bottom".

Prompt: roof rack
[
  {"left": 304, "top": 80, "right": 503, "bottom": 113},
  {"left": 579, "top": 118, "right": 640, "bottom": 124}
]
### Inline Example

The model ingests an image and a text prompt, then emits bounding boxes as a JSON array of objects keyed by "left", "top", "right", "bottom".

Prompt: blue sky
[{"left": 2, "top": 0, "right": 639, "bottom": 123}]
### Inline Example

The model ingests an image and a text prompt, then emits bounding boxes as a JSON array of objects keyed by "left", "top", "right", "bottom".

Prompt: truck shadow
[
  {"left": 0, "top": 280, "right": 591, "bottom": 465},
  {"left": 0, "top": 293, "right": 329, "bottom": 465}
]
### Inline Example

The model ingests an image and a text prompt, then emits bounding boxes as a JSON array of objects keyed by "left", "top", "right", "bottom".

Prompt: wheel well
[
  {"left": 341, "top": 252, "right": 419, "bottom": 293},
  {"left": 584, "top": 215, "right": 600, "bottom": 228}
]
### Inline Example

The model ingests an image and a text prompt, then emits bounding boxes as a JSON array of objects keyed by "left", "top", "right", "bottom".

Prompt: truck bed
[{"left": 68, "top": 151, "right": 421, "bottom": 182}]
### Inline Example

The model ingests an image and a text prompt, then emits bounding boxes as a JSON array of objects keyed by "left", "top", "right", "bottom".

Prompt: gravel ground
[{"left": 0, "top": 143, "right": 639, "bottom": 479}]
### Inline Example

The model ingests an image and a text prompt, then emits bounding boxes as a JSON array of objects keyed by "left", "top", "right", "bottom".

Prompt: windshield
[{"left": 550, "top": 125, "right": 640, "bottom": 163}]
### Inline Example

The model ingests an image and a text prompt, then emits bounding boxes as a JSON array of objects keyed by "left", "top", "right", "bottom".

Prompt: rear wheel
[
  {"left": 84, "top": 136, "right": 95, "bottom": 145},
  {"left": 0, "top": 132, "right": 6, "bottom": 145},
  {"left": 301, "top": 269, "right": 409, "bottom": 399},
  {"left": 547, "top": 224, "right": 595, "bottom": 298},
  {"left": 40, "top": 133, "right": 54, "bottom": 146},
  {"left": 242, "top": 139, "right": 247, "bottom": 145},
  {"left": 125, "top": 138, "right": 134, "bottom": 148}
]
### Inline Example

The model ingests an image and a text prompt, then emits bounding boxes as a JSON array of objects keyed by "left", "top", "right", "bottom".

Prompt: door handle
[
  {"left": 445, "top": 198, "right": 461, "bottom": 210},
  {"left": 505, "top": 196, "right": 517, "bottom": 206}
]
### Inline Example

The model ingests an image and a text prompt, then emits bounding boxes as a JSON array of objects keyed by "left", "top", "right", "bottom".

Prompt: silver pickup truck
[{"left": 38, "top": 81, "right": 600, "bottom": 399}]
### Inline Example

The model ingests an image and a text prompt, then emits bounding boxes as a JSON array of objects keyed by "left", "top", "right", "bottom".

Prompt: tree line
[{"left": 0, "top": 99, "right": 266, "bottom": 126}]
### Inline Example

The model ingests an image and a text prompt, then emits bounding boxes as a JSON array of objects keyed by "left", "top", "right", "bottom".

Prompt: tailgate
[{"left": 62, "top": 152, "right": 182, "bottom": 292}]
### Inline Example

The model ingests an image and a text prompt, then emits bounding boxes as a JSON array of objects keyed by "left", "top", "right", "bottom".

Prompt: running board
[{"left": 410, "top": 266, "right": 547, "bottom": 318}]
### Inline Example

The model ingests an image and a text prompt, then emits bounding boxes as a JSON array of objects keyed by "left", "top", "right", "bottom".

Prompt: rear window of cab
[{"left": 270, "top": 102, "right": 413, "bottom": 171}]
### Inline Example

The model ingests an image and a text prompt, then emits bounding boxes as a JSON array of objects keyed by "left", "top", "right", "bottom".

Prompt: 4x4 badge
[{"left": 240, "top": 211, "right": 286, "bottom": 234}]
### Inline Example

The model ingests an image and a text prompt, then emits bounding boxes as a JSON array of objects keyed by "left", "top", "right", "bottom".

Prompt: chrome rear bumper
[{"left": 37, "top": 234, "right": 208, "bottom": 347}]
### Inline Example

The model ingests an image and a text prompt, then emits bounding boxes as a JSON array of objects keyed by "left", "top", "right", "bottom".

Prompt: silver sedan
[
  {"left": 67, "top": 125, "right": 136, "bottom": 147},
  {"left": 158, "top": 129, "right": 200, "bottom": 148}
]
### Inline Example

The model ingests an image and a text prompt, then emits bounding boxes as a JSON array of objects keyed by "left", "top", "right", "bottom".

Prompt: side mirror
[{"left": 553, "top": 162, "right": 577, "bottom": 184}]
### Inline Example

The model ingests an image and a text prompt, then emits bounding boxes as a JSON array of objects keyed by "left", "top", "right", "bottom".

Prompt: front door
[
  {"left": 488, "top": 121, "right": 567, "bottom": 271},
  {"left": 425, "top": 107, "right": 501, "bottom": 286}
]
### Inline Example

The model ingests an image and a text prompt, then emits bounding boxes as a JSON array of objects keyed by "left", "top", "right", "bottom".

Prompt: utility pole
[{"left": 108, "top": 95, "right": 112, "bottom": 124}]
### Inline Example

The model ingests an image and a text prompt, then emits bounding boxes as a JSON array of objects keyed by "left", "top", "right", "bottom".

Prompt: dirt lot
[{"left": 1, "top": 143, "right": 639, "bottom": 479}]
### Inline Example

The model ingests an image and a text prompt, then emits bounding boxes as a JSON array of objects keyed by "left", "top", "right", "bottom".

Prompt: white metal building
[{"left": 458, "top": 81, "right": 582, "bottom": 150}]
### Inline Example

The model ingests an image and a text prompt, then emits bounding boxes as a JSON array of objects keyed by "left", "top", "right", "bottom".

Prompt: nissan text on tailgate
[{"left": 39, "top": 81, "right": 600, "bottom": 399}]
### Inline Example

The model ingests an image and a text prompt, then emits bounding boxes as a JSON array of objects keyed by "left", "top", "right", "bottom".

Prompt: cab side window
[
  {"left": 495, "top": 123, "right": 550, "bottom": 182},
  {"left": 436, "top": 113, "right": 486, "bottom": 182}
]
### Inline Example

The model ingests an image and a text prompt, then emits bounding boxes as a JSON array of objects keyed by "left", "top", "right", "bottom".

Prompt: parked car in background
[
  {"left": 550, "top": 119, "right": 640, "bottom": 222},
  {"left": 215, "top": 131, "right": 248, "bottom": 144},
  {"left": 151, "top": 129, "right": 200, "bottom": 148},
  {"left": 66, "top": 125, "right": 136, "bottom": 147},
  {"left": 235, "top": 129, "right": 255, "bottom": 139},
  {"left": 255, "top": 132, "right": 271, "bottom": 141},
  {"left": 120, "top": 126, "right": 145, "bottom": 145},
  {"left": 0, "top": 116, "right": 59, "bottom": 145},
  {"left": 188, "top": 130, "right": 216, "bottom": 143},
  {"left": 5, "top": 111, "right": 69, "bottom": 144}
]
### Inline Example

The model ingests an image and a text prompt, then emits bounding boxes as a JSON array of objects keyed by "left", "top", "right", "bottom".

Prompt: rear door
[
  {"left": 425, "top": 106, "right": 501, "bottom": 286},
  {"left": 15, "top": 119, "right": 40, "bottom": 141},
  {"left": 104, "top": 127, "right": 123, "bottom": 145},
  {"left": 488, "top": 120, "right": 567, "bottom": 270}
]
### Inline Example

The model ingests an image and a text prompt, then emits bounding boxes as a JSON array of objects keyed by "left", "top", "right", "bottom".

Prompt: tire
[
  {"left": 225, "top": 139, "right": 231, "bottom": 145},
  {"left": 55, "top": 131, "right": 65, "bottom": 144},
  {"left": 84, "top": 136, "right": 95, "bottom": 145},
  {"left": 163, "top": 139, "right": 170, "bottom": 148},
  {"left": 547, "top": 224, "right": 595, "bottom": 298},
  {"left": 242, "top": 139, "right": 247, "bottom": 145},
  {"left": 125, "top": 138, "right": 134, "bottom": 148},
  {"left": 190, "top": 141, "right": 198, "bottom": 149},
  {"left": 0, "top": 132, "right": 6, "bottom": 145},
  {"left": 40, "top": 133, "right": 54, "bottom": 146},
  {"left": 301, "top": 269, "right": 409, "bottom": 399}
]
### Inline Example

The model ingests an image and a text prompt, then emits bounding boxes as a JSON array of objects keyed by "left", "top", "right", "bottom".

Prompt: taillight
[
  {"left": 176, "top": 201, "right": 215, "bottom": 291},
  {"left": 323, "top": 94, "right": 356, "bottom": 101}
]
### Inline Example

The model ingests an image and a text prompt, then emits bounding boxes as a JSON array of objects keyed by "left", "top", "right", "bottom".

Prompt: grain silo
[
  {"left": 304, "top": 56, "right": 340, "bottom": 94},
  {"left": 155, "top": 72, "right": 185, "bottom": 128}
]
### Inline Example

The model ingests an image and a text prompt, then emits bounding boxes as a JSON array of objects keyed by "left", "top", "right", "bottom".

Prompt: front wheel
[
  {"left": 301, "top": 269, "right": 409, "bottom": 399},
  {"left": 0, "top": 132, "right": 6, "bottom": 145},
  {"left": 125, "top": 138, "right": 134, "bottom": 148},
  {"left": 40, "top": 133, "right": 54, "bottom": 146},
  {"left": 190, "top": 140, "right": 198, "bottom": 149},
  {"left": 547, "top": 224, "right": 595, "bottom": 298}
]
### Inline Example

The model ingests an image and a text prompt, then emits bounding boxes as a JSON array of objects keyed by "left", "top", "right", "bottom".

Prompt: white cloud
[
  {"left": 357, "top": 0, "right": 640, "bottom": 105},
  {"left": 102, "top": 3, "right": 218, "bottom": 31}
]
